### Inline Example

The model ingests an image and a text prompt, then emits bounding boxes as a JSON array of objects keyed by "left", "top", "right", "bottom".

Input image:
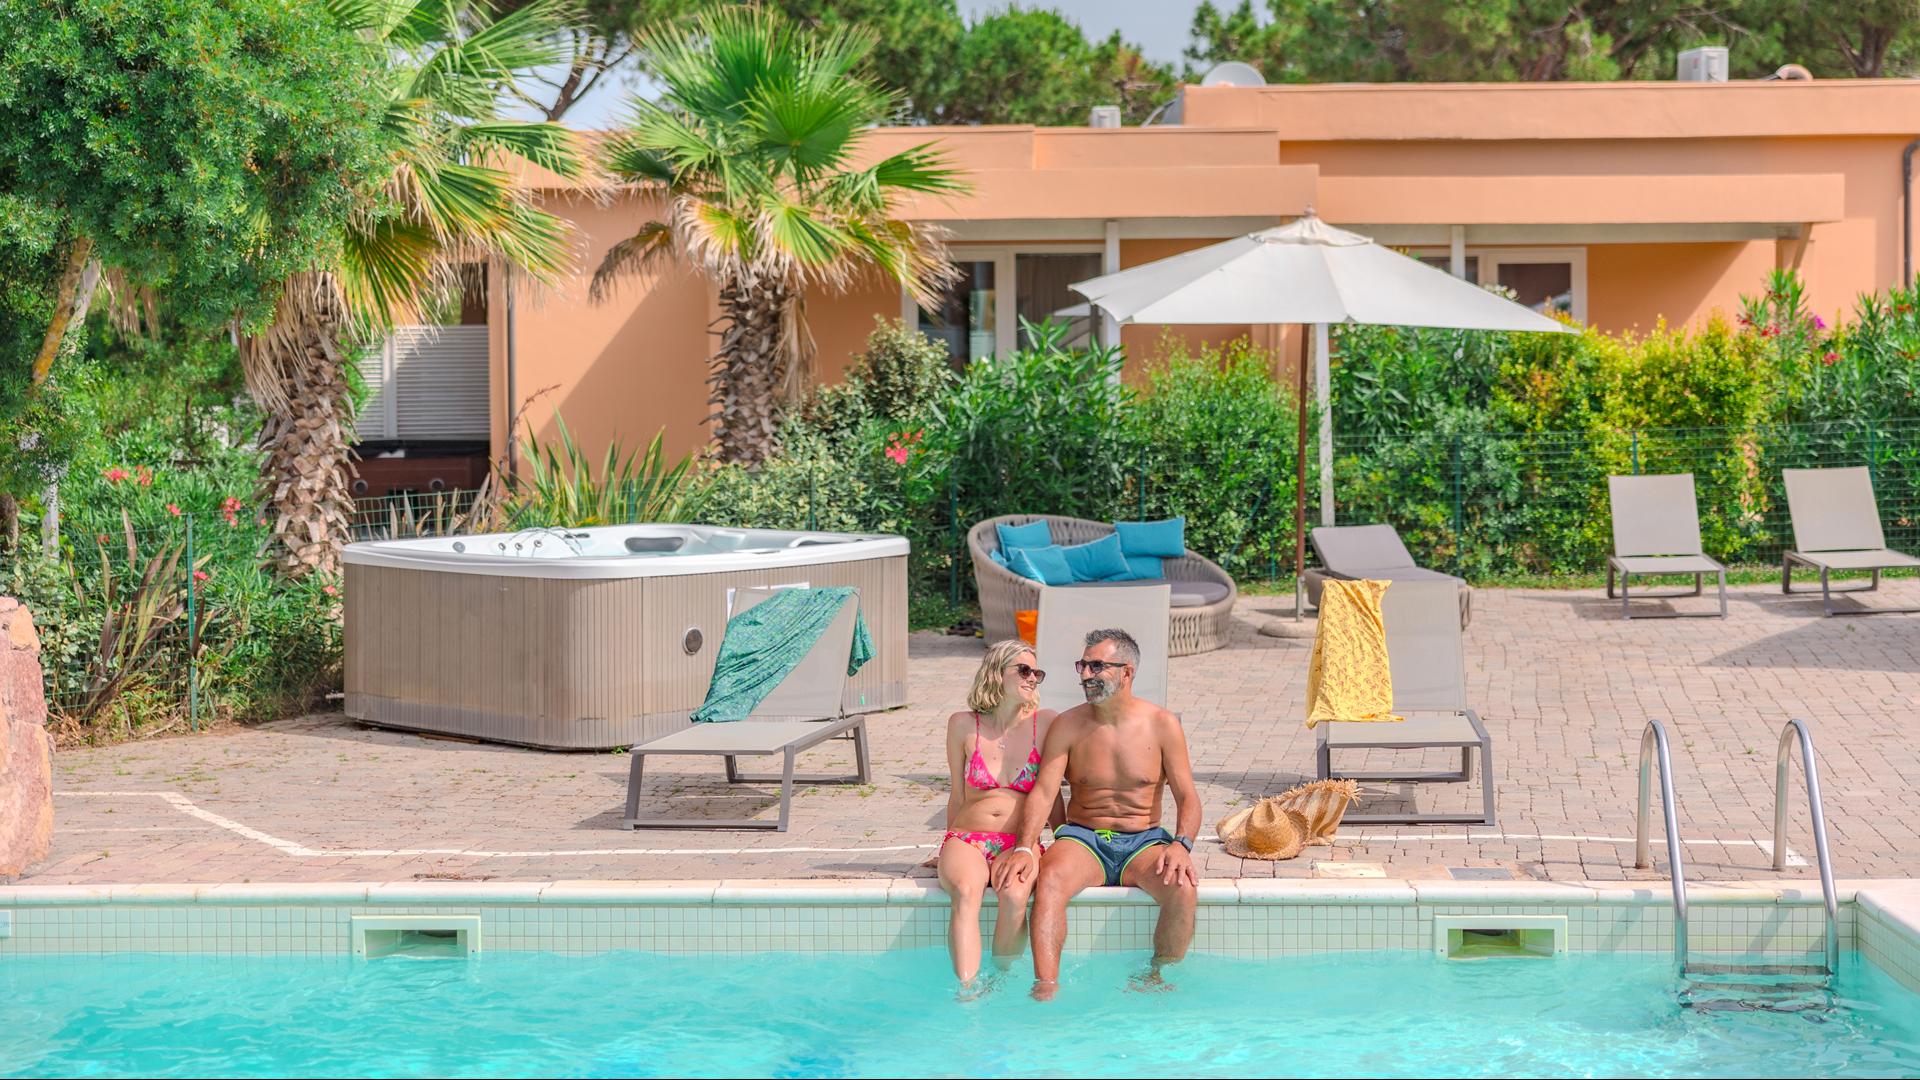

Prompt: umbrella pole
[{"left": 1293, "top": 324, "right": 1310, "bottom": 620}]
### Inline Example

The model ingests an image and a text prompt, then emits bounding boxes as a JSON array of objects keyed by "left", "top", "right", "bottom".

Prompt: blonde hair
[{"left": 967, "top": 639, "right": 1037, "bottom": 715}]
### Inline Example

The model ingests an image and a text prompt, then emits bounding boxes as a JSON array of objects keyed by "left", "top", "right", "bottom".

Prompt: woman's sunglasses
[{"left": 1008, "top": 663, "right": 1047, "bottom": 684}]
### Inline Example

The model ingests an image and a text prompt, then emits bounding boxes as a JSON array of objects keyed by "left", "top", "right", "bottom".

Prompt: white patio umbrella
[{"left": 1071, "top": 212, "right": 1572, "bottom": 611}]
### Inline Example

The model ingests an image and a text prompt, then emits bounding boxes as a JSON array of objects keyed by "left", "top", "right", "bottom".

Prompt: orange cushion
[{"left": 1014, "top": 609, "right": 1038, "bottom": 647}]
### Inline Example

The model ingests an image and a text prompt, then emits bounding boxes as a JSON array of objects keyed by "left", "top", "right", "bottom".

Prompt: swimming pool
[{"left": 4, "top": 948, "right": 1919, "bottom": 1078}]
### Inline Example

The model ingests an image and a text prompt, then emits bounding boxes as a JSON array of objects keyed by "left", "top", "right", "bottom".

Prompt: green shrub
[{"left": 1124, "top": 337, "right": 1300, "bottom": 576}]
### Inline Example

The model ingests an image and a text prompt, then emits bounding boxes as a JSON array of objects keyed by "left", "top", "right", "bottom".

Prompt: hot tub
[{"left": 342, "top": 525, "right": 909, "bottom": 749}]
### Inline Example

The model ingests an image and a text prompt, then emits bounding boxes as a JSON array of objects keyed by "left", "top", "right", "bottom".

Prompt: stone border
[{"left": 0, "top": 877, "right": 1896, "bottom": 907}]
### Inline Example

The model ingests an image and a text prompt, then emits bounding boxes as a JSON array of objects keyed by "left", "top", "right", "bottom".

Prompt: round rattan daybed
[{"left": 967, "top": 514, "right": 1238, "bottom": 656}]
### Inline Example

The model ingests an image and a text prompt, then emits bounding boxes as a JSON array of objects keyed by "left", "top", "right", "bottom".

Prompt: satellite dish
[{"left": 1200, "top": 61, "right": 1267, "bottom": 88}]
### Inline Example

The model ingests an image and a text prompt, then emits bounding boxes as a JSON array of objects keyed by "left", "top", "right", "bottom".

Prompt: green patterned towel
[{"left": 690, "top": 587, "right": 873, "bottom": 724}]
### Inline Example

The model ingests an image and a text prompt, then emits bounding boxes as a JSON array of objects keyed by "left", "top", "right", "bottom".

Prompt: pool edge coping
[{"left": 4, "top": 878, "right": 1914, "bottom": 910}]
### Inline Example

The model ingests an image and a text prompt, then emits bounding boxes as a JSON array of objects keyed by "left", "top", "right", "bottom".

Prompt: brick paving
[{"left": 27, "top": 582, "right": 1920, "bottom": 885}]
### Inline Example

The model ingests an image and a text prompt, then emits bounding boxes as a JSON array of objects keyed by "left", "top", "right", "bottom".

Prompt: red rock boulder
[{"left": 0, "top": 598, "right": 52, "bottom": 881}]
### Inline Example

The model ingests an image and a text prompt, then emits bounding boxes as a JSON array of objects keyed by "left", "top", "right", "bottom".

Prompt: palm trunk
[
  {"left": 32, "top": 234, "right": 100, "bottom": 386},
  {"left": 240, "top": 274, "right": 357, "bottom": 578},
  {"left": 710, "top": 277, "right": 797, "bottom": 465}
]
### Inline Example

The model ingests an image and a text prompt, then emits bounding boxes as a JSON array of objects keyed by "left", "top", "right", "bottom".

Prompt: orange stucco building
[{"left": 416, "top": 77, "right": 1920, "bottom": 478}]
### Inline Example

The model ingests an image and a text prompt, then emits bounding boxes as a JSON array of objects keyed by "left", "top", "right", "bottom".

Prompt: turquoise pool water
[{"left": 5, "top": 949, "right": 1920, "bottom": 1078}]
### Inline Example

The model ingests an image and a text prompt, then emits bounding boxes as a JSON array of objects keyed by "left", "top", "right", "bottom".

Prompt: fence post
[
  {"left": 806, "top": 452, "right": 818, "bottom": 532},
  {"left": 186, "top": 516, "right": 198, "bottom": 734},
  {"left": 947, "top": 467, "right": 960, "bottom": 609},
  {"left": 1449, "top": 434, "right": 1464, "bottom": 567},
  {"left": 1868, "top": 418, "right": 1879, "bottom": 484},
  {"left": 1632, "top": 430, "right": 1640, "bottom": 475},
  {"left": 1137, "top": 446, "right": 1147, "bottom": 522}
]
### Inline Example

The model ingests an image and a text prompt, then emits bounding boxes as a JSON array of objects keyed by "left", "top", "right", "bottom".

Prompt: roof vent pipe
[
  {"left": 1089, "top": 105, "right": 1122, "bottom": 128},
  {"left": 1677, "top": 46, "right": 1729, "bottom": 82},
  {"left": 1765, "top": 63, "right": 1815, "bottom": 81}
]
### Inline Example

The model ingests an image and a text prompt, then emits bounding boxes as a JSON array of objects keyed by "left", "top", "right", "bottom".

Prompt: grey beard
[{"left": 1082, "top": 679, "right": 1113, "bottom": 703}]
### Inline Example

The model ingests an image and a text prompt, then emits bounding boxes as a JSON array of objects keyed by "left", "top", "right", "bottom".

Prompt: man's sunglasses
[
  {"left": 1009, "top": 663, "right": 1047, "bottom": 684},
  {"left": 1074, "top": 659, "right": 1132, "bottom": 676}
]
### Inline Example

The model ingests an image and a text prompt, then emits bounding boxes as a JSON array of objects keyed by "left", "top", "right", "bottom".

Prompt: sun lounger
[
  {"left": 1781, "top": 466, "right": 1920, "bottom": 616},
  {"left": 1034, "top": 583, "right": 1171, "bottom": 714},
  {"left": 1315, "top": 578, "right": 1495, "bottom": 827},
  {"left": 1606, "top": 473, "right": 1727, "bottom": 619},
  {"left": 623, "top": 587, "right": 872, "bottom": 830},
  {"left": 1306, "top": 524, "right": 1473, "bottom": 628}
]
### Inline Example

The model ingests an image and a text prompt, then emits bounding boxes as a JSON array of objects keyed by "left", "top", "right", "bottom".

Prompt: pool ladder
[{"left": 1634, "top": 718, "right": 1840, "bottom": 1012}]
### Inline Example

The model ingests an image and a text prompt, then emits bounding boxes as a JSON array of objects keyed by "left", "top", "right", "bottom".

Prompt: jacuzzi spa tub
[{"left": 342, "top": 525, "right": 908, "bottom": 749}]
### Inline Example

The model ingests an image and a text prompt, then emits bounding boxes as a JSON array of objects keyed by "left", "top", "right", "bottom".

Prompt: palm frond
[
  {"left": 599, "top": 132, "right": 678, "bottom": 187},
  {"left": 588, "top": 220, "right": 677, "bottom": 303},
  {"left": 458, "top": 121, "right": 583, "bottom": 180},
  {"left": 757, "top": 195, "right": 850, "bottom": 275},
  {"left": 338, "top": 218, "right": 440, "bottom": 326}
]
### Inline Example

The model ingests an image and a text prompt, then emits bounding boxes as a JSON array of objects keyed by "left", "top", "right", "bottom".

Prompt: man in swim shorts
[{"left": 991, "top": 628, "right": 1202, "bottom": 999}]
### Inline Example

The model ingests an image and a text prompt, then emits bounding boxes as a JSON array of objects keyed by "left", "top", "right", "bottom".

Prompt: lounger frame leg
[
  {"left": 1785, "top": 553, "right": 1917, "bottom": 616},
  {"left": 1315, "top": 712, "right": 1496, "bottom": 827},
  {"left": 724, "top": 724, "right": 872, "bottom": 785},
  {"left": 1612, "top": 566, "right": 1727, "bottom": 620},
  {"left": 624, "top": 718, "right": 870, "bottom": 831}
]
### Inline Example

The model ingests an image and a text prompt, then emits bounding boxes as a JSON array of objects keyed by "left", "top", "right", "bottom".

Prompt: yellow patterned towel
[{"left": 1305, "top": 579, "right": 1402, "bottom": 728}]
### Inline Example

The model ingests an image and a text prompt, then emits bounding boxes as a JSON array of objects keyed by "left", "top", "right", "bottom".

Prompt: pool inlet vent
[
  {"left": 1434, "top": 915, "right": 1565, "bottom": 959},
  {"left": 351, "top": 915, "right": 482, "bottom": 959}
]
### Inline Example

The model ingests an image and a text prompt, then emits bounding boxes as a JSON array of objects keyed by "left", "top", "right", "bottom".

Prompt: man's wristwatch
[{"left": 1171, "top": 834, "right": 1194, "bottom": 852}]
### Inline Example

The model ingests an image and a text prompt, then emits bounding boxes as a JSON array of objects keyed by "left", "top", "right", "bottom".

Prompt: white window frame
[
  {"left": 1412, "top": 245, "right": 1588, "bottom": 324},
  {"left": 901, "top": 245, "right": 1105, "bottom": 360}
]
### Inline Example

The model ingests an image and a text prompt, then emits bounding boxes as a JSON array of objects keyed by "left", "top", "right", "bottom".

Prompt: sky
[{"left": 521, "top": 0, "right": 1219, "bottom": 130}]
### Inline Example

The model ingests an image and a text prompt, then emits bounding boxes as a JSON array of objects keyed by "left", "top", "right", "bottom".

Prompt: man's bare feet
[
  {"left": 1030, "top": 978, "right": 1058, "bottom": 1002},
  {"left": 1128, "top": 964, "right": 1176, "bottom": 993}
]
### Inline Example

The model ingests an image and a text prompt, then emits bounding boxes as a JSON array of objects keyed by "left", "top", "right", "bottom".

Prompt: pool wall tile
[{"left": 0, "top": 879, "right": 1904, "bottom": 966}]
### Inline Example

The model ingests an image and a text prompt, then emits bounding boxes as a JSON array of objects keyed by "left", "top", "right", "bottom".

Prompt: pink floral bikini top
[{"left": 966, "top": 711, "right": 1042, "bottom": 793}]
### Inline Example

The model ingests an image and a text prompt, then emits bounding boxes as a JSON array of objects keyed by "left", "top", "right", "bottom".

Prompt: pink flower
[
  {"left": 323, "top": 585, "right": 338, "bottom": 597},
  {"left": 192, "top": 570, "right": 209, "bottom": 582},
  {"left": 134, "top": 467, "right": 153, "bottom": 488},
  {"left": 166, "top": 504, "right": 181, "bottom": 516},
  {"left": 1813, "top": 315, "right": 1827, "bottom": 330},
  {"left": 884, "top": 444, "right": 910, "bottom": 465},
  {"left": 103, "top": 467, "right": 128, "bottom": 484},
  {"left": 221, "top": 496, "right": 243, "bottom": 512},
  {"left": 1824, "top": 351, "right": 1841, "bottom": 366}
]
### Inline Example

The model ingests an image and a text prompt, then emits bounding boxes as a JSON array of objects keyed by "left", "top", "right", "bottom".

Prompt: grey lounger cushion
[
  {"left": 1608, "top": 473, "right": 1718, "bottom": 562},
  {"left": 1312, "top": 524, "right": 1418, "bottom": 575},
  {"left": 1314, "top": 577, "right": 1494, "bottom": 826},
  {"left": 1057, "top": 578, "right": 1230, "bottom": 608},
  {"left": 1611, "top": 554, "right": 1723, "bottom": 575},
  {"left": 1783, "top": 467, "right": 1920, "bottom": 571},
  {"left": 1304, "top": 525, "right": 1472, "bottom": 628}
]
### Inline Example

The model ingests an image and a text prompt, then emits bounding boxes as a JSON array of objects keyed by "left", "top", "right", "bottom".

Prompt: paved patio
[{"left": 27, "top": 582, "right": 1920, "bottom": 886}]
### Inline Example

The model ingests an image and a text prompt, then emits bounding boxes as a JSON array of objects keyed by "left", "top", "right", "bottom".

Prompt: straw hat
[{"left": 1216, "top": 798, "right": 1310, "bottom": 860}]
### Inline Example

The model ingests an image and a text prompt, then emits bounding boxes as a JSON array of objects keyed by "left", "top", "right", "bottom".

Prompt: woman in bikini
[{"left": 940, "top": 640, "right": 1065, "bottom": 986}]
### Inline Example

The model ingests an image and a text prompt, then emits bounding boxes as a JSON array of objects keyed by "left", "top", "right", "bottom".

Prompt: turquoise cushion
[
  {"left": 995, "top": 520, "right": 1053, "bottom": 554},
  {"left": 1010, "top": 544, "right": 1074, "bottom": 586},
  {"left": 1105, "top": 553, "right": 1165, "bottom": 581},
  {"left": 1060, "top": 533, "right": 1129, "bottom": 582},
  {"left": 988, "top": 548, "right": 1008, "bottom": 568},
  {"left": 1115, "top": 516, "right": 1186, "bottom": 558}
]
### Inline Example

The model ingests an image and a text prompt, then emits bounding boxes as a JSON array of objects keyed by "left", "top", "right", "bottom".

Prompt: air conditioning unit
[
  {"left": 1088, "top": 105, "right": 1121, "bottom": 128},
  {"left": 1677, "top": 46, "right": 1729, "bottom": 83}
]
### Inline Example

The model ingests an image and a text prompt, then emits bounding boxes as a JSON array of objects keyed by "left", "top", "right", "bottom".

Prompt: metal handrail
[
  {"left": 1634, "top": 719, "right": 1689, "bottom": 976},
  {"left": 1774, "top": 717, "right": 1841, "bottom": 975}
]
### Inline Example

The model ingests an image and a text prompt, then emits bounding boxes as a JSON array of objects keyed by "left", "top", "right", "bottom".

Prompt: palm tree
[
  {"left": 591, "top": 5, "right": 966, "bottom": 466},
  {"left": 243, "top": 0, "right": 585, "bottom": 576}
]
